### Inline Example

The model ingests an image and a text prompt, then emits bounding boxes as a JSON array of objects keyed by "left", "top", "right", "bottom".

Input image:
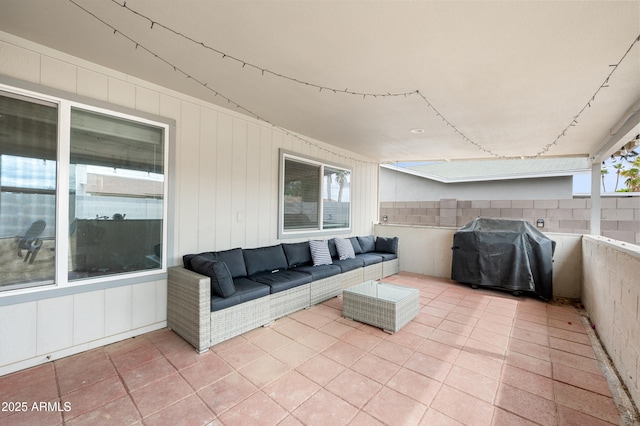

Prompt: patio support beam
[
  {"left": 591, "top": 98, "right": 640, "bottom": 163},
  {"left": 590, "top": 162, "right": 601, "bottom": 237},
  {"left": 589, "top": 97, "right": 640, "bottom": 237}
]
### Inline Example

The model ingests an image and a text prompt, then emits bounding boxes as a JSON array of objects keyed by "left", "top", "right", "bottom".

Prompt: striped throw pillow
[
  {"left": 334, "top": 237, "right": 355, "bottom": 260},
  {"left": 309, "top": 240, "right": 332, "bottom": 266}
]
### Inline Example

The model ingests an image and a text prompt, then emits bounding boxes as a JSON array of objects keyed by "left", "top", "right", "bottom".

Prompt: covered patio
[{"left": 0, "top": 1, "right": 639, "bottom": 425}]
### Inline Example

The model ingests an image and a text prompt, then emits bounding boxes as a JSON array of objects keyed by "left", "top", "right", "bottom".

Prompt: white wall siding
[
  {"left": 0, "top": 31, "right": 379, "bottom": 375},
  {"left": 0, "top": 302, "right": 37, "bottom": 367},
  {"left": 73, "top": 291, "right": 105, "bottom": 345},
  {"left": 37, "top": 296, "right": 74, "bottom": 355}
]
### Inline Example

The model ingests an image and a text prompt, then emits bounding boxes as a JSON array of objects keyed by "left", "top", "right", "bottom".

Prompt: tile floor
[{"left": 0, "top": 273, "right": 627, "bottom": 425}]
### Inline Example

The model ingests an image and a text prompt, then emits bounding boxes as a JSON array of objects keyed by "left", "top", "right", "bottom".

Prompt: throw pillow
[
  {"left": 348, "top": 237, "right": 364, "bottom": 254},
  {"left": 334, "top": 237, "right": 355, "bottom": 260},
  {"left": 357, "top": 235, "right": 376, "bottom": 253},
  {"left": 309, "top": 240, "right": 332, "bottom": 265},
  {"left": 190, "top": 255, "right": 236, "bottom": 298},
  {"left": 375, "top": 236, "right": 399, "bottom": 254}
]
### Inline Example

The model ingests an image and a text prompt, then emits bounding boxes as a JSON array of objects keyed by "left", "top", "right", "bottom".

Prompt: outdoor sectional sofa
[{"left": 167, "top": 235, "right": 399, "bottom": 352}]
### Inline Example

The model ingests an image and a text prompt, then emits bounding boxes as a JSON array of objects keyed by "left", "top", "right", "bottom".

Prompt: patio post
[{"left": 590, "top": 162, "right": 601, "bottom": 237}]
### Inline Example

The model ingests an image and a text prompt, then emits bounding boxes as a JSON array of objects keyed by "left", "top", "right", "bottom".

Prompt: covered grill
[{"left": 451, "top": 218, "right": 555, "bottom": 299}]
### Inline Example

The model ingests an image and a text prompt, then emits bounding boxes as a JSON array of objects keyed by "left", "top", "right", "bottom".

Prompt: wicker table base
[{"left": 342, "top": 280, "right": 419, "bottom": 333}]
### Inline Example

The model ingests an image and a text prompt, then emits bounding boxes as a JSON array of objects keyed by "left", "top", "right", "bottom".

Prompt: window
[
  {"left": 279, "top": 151, "right": 351, "bottom": 237},
  {"left": 68, "top": 108, "right": 165, "bottom": 280},
  {"left": 0, "top": 87, "right": 168, "bottom": 292}
]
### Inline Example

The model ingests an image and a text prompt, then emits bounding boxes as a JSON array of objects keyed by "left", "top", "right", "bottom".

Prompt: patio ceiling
[{"left": 0, "top": 1, "right": 639, "bottom": 163}]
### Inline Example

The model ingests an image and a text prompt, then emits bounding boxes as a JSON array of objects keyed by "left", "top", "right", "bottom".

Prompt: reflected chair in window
[{"left": 16, "top": 220, "right": 46, "bottom": 264}]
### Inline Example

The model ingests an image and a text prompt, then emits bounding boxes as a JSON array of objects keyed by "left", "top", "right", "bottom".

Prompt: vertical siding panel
[
  {"left": 259, "top": 127, "right": 273, "bottom": 245},
  {"left": 132, "top": 281, "right": 157, "bottom": 329},
  {"left": 271, "top": 131, "right": 284, "bottom": 240},
  {"left": 231, "top": 119, "right": 248, "bottom": 247},
  {"left": 77, "top": 68, "right": 108, "bottom": 101},
  {"left": 37, "top": 296, "right": 73, "bottom": 355},
  {"left": 73, "top": 291, "right": 105, "bottom": 345},
  {"left": 178, "top": 101, "right": 201, "bottom": 255},
  {"left": 104, "top": 286, "right": 132, "bottom": 336},
  {"left": 41, "top": 56, "right": 76, "bottom": 93},
  {"left": 0, "top": 303, "right": 37, "bottom": 366},
  {"left": 0, "top": 41, "right": 40, "bottom": 82},
  {"left": 198, "top": 108, "right": 218, "bottom": 251},
  {"left": 135, "top": 86, "right": 160, "bottom": 115},
  {"left": 159, "top": 94, "right": 181, "bottom": 264},
  {"left": 215, "top": 114, "right": 233, "bottom": 248},
  {"left": 107, "top": 77, "right": 135, "bottom": 109},
  {"left": 245, "top": 123, "right": 261, "bottom": 248}
]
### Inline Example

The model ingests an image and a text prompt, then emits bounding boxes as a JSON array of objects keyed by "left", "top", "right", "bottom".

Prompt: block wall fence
[{"left": 380, "top": 197, "right": 640, "bottom": 245}]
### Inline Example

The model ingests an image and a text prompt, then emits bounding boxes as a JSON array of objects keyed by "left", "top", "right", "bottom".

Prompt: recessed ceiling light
[{"left": 410, "top": 128, "right": 425, "bottom": 134}]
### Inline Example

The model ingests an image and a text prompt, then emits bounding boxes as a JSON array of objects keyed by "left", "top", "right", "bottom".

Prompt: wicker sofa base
[
  {"left": 211, "top": 296, "right": 271, "bottom": 347},
  {"left": 310, "top": 274, "right": 341, "bottom": 305},
  {"left": 270, "top": 283, "right": 311, "bottom": 320},
  {"left": 382, "top": 258, "right": 399, "bottom": 278},
  {"left": 363, "top": 263, "right": 383, "bottom": 281},
  {"left": 340, "top": 268, "right": 365, "bottom": 290}
]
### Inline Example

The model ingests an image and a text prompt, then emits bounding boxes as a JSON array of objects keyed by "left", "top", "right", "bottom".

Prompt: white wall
[
  {"left": 374, "top": 224, "right": 582, "bottom": 298},
  {"left": 380, "top": 167, "right": 574, "bottom": 201},
  {"left": 0, "top": 31, "right": 379, "bottom": 374},
  {"left": 582, "top": 235, "right": 640, "bottom": 408}
]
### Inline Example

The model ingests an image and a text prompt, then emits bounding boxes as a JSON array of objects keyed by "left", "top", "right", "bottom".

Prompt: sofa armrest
[{"left": 167, "top": 266, "right": 211, "bottom": 353}]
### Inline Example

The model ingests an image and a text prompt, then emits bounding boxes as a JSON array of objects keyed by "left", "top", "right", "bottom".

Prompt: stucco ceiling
[{"left": 0, "top": 0, "right": 639, "bottom": 163}]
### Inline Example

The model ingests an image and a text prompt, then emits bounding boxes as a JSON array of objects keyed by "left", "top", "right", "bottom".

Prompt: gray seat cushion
[
  {"left": 355, "top": 253, "right": 383, "bottom": 266},
  {"left": 368, "top": 252, "right": 397, "bottom": 261},
  {"left": 292, "top": 264, "right": 341, "bottom": 280},
  {"left": 210, "top": 278, "right": 270, "bottom": 311},
  {"left": 332, "top": 257, "right": 364, "bottom": 272},
  {"left": 250, "top": 270, "right": 312, "bottom": 293}
]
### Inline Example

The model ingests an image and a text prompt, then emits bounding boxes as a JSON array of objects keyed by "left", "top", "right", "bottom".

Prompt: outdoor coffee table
[{"left": 342, "top": 280, "right": 419, "bottom": 333}]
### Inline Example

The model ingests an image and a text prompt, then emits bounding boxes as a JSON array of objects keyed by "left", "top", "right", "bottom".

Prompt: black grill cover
[{"left": 451, "top": 218, "right": 555, "bottom": 299}]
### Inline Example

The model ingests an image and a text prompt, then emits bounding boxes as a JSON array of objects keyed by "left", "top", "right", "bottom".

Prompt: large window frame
[
  {"left": 0, "top": 83, "right": 170, "bottom": 296},
  {"left": 279, "top": 150, "right": 352, "bottom": 238}
]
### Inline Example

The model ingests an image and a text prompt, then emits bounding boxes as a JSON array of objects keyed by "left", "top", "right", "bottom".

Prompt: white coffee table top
[{"left": 343, "top": 280, "right": 418, "bottom": 302}]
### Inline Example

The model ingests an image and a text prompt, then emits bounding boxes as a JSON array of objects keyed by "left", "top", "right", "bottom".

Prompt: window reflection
[{"left": 0, "top": 93, "right": 57, "bottom": 290}]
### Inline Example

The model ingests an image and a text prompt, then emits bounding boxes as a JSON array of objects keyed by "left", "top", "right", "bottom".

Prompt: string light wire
[
  {"left": 68, "top": 0, "right": 379, "bottom": 164},
  {"left": 69, "top": 0, "right": 639, "bottom": 162},
  {"left": 109, "top": 0, "right": 498, "bottom": 157},
  {"left": 536, "top": 33, "right": 640, "bottom": 157}
]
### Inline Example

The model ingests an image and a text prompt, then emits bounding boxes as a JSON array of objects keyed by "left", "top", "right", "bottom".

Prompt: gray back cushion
[
  {"left": 243, "top": 244, "right": 289, "bottom": 276},
  {"left": 357, "top": 235, "right": 376, "bottom": 253},
  {"left": 348, "top": 237, "right": 363, "bottom": 254},
  {"left": 282, "top": 241, "right": 312, "bottom": 267},
  {"left": 183, "top": 248, "right": 248, "bottom": 279},
  {"left": 190, "top": 255, "right": 236, "bottom": 298},
  {"left": 211, "top": 248, "right": 248, "bottom": 278},
  {"left": 375, "top": 236, "right": 399, "bottom": 254}
]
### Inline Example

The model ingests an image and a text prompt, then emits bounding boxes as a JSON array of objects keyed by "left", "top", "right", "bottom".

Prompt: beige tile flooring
[{"left": 0, "top": 273, "right": 629, "bottom": 425}]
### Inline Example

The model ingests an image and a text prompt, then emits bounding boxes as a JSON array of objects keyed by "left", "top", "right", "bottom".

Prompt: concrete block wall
[
  {"left": 380, "top": 197, "right": 640, "bottom": 245},
  {"left": 582, "top": 235, "right": 640, "bottom": 409}
]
